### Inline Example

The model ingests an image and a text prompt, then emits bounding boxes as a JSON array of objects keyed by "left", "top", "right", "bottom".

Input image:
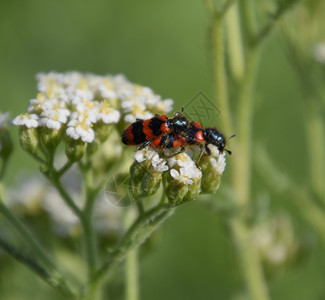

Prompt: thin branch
[
  {"left": 255, "top": 0, "right": 302, "bottom": 46},
  {"left": 57, "top": 160, "right": 74, "bottom": 177},
  {"left": 219, "top": 0, "right": 237, "bottom": 19},
  {"left": 51, "top": 174, "right": 83, "bottom": 218},
  {"left": 91, "top": 204, "right": 174, "bottom": 285}
]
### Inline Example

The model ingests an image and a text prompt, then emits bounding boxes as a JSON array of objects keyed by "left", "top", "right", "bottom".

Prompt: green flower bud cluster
[{"left": 129, "top": 145, "right": 227, "bottom": 207}]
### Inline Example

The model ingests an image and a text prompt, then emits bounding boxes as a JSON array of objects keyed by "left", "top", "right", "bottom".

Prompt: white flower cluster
[
  {"left": 252, "top": 214, "right": 298, "bottom": 266},
  {"left": 134, "top": 144, "right": 225, "bottom": 186},
  {"left": 207, "top": 144, "right": 227, "bottom": 176},
  {"left": 168, "top": 152, "right": 202, "bottom": 185},
  {"left": 12, "top": 72, "right": 174, "bottom": 143}
]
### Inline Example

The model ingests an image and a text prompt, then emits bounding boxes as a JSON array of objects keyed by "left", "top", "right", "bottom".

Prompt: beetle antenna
[{"left": 228, "top": 134, "right": 236, "bottom": 140}]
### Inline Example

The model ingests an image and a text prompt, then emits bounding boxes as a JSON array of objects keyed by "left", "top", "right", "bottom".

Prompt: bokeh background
[{"left": 0, "top": 0, "right": 323, "bottom": 299}]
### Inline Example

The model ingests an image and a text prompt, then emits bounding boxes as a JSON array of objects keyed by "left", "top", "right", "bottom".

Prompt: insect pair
[{"left": 121, "top": 107, "right": 233, "bottom": 164}]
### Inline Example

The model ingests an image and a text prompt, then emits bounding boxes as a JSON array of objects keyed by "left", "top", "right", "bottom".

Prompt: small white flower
[
  {"left": 39, "top": 101, "right": 70, "bottom": 130},
  {"left": 66, "top": 112, "right": 95, "bottom": 143},
  {"left": 134, "top": 147, "right": 156, "bottom": 163},
  {"left": 98, "top": 77, "right": 117, "bottom": 99},
  {"left": 170, "top": 168, "right": 193, "bottom": 185},
  {"left": 210, "top": 152, "right": 226, "bottom": 175},
  {"left": 96, "top": 101, "right": 121, "bottom": 124},
  {"left": 124, "top": 111, "right": 154, "bottom": 123},
  {"left": 169, "top": 152, "right": 202, "bottom": 185},
  {"left": 27, "top": 93, "right": 49, "bottom": 114},
  {"left": 151, "top": 153, "right": 169, "bottom": 172},
  {"left": 12, "top": 114, "right": 39, "bottom": 128}
]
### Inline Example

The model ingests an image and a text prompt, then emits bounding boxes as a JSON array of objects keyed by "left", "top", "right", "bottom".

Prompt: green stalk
[
  {"left": 92, "top": 204, "right": 174, "bottom": 286},
  {"left": 232, "top": 47, "right": 260, "bottom": 208},
  {"left": 225, "top": 2, "right": 245, "bottom": 82},
  {"left": 124, "top": 210, "right": 139, "bottom": 300},
  {"left": 83, "top": 168, "right": 98, "bottom": 277},
  {"left": 210, "top": 3, "right": 269, "bottom": 299},
  {"left": 81, "top": 167, "right": 101, "bottom": 300},
  {"left": 230, "top": 219, "right": 269, "bottom": 300},
  {"left": 304, "top": 100, "right": 325, "bottom": 202},
  {"left": 212, "top": 17, "right": 233, "bottom": 136}
]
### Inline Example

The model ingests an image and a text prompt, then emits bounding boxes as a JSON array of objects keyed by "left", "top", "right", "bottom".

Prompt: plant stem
[
  {"left": 82, "top": 167, "right": 98, "bottom": 277},
  {"left": 225, "top": 2, "right": 245, "bottom": 82},
  {"left": 212, "top": 16, "right": 233, "bottom": 135},
  {"left": 124, "top": 209, "right": 139, "bottom": 300},
  {"left": 232, "top": 46, "right": 260, "bottom": 209},
  {"left": 209, "top": 2, "right": 269, "bottom": 299},
  {"left": 51, "top": 174, "right": 83, "bottom": 218},
  {"left": 57, "top": 160, "right": 74, "bottom": 177},
  {"left": 304, "top": 100, "right": 325, "bottom": 202},
  {"left": 92, "top": 204, "right": 174, "bottom": 286},
  {"left": 230, "top": 219, "right": 269, "bottom": 300}
]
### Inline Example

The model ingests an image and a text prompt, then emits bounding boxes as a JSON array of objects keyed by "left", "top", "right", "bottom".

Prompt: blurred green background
[{"left": 0, "top": 0, "right": 322, "bottom": 299}]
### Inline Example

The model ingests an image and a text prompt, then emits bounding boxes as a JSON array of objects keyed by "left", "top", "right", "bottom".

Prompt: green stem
[
  {"left": 304, "top": 100, "right": 325, "bottom": 202},
  {"left": 51, "top": 174, "right": 83, "bottom": 218},
  {"left": 92, "top": 204, "right": 174, "bottom": 286},
  {"left": 82, "top": 168, "right": 98, "bottom": 277},
  {"left": 80, "top": 166, "right": 100, "bottom": 300},
  {"left": 225, "top": 2, "right": 245, "bottom": 82},
  {"left": 57, "top": 160, "right": 74, "bottom": 177},
  {"left": 208, "top": 2, "right": 269, "bottom": 299},
  {"left": 232, "top": 47, "right": 260, "bottom": 209},
  {"left": 124, "top": 210, "right": 139, "bottom": 300},
  {"left": 212, "top": 16, "right": 233, "bottom": 135},
  {"left": 230, "top": 219, "right": 269, "bottom": 300}
]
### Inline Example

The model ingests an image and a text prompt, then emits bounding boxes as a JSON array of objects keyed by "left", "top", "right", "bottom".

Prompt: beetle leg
[{"left": 137, "top": 139, "right": 152, "bottom": 150}]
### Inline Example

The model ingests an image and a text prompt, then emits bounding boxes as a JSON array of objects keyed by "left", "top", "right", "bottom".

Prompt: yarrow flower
[
  {"left": 12, "top": 113, "right": 39, "bottom": 128},
  {"left": 12, "top": 72, "right": 174, "bottom": 146},
  {"left": 169, "top": 152, "right": 202, "bottom": 185},
  {"left": 66, "top": 111, "right": 95, "bottom": 143}
]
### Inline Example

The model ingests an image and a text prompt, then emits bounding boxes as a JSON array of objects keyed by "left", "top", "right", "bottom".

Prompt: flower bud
[
  {"left": 129, "top": 160, "right": 162, "bottom": 199},
  {"left": 93, "top": 123, "right": 112, "bottom": 142},
  {"left": 200, "top": 152, "right": 226, "bottom": 194},
  {"left": 86, "top": 139, "right": 100, "bottom": 155},
  {"left": 19, "top": 127, "right": 39, "bottom": 154},
  {"left": 166, "top": 177, "right": 200, "bottom": 206},
  {"left": 41, "top": 127, "right": 62, "bottom": 149},
  {"left": 65, "top": 138, "right": 85, "bottom": 161}
]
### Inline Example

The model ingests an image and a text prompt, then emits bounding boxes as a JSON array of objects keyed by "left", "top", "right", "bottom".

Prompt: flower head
[{"left": 12, "top": 113, "right": 39, "bottom": 128}]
